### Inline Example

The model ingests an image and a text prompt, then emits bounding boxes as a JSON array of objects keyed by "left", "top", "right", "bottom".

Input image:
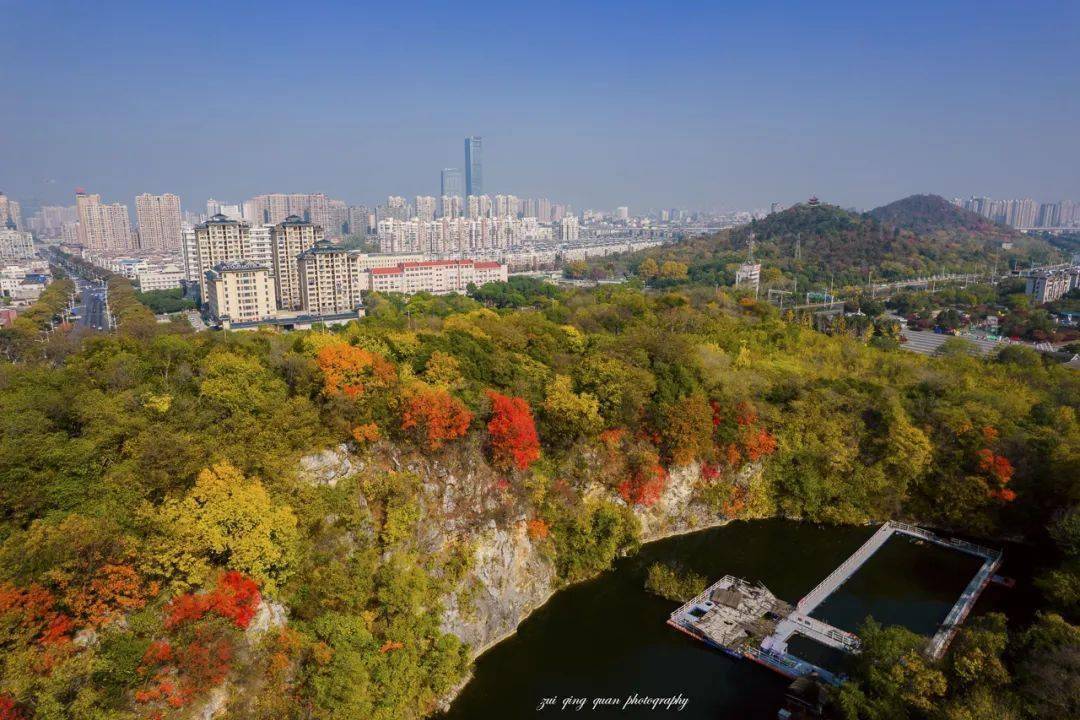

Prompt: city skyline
[{"left": 3, "top": 1, "right": 1078, "bottom": 213}]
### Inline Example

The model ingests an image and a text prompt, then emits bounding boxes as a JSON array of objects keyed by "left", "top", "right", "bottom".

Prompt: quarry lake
[{"left": 439, "top": 519, "right": 1035, "bottom": 719}]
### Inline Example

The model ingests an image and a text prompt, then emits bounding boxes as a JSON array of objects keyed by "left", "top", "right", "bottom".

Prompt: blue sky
[{"left": 2, "top": 0, "right": 1078, "bottom": 213}]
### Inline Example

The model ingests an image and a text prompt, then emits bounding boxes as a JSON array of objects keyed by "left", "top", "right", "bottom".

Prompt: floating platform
[{"left": 666, "top": 521, "right": 1003, "bottom": 685}]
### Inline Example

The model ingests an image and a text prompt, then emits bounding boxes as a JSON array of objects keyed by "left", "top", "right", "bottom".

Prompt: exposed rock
[
  {"left": 194, "top": 684, "right": 230, "bottom": 720},
  {"left": 297, "top": 443, "right": 353, "bottom": 487},
  {"left": 440, "top": 521, "right": 556, "bottom": 654},
  {"left": 245, "top": 600, "right": 288, "bottom": 640}
]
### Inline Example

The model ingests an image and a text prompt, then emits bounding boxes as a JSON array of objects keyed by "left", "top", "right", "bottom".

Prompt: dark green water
[{"left": 441, "top": 520, "right": 1031, "bottom": 719}]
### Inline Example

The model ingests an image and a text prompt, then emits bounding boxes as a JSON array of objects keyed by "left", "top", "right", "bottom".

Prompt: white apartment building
[
  {"left": 271, "top": 215, "right": 322, "bottom": 310},
  {"left": 1027, "top": 268, "right": 1080, "bottom": 304},
  {"left": 0, "top": 229, "right": 34, "bottom": 261},
  {"left": 0, "top": 193, "right": 23, "bottom": 229},
  {"left": 135, "top": 193, "right": 183, "bottom": 252},
  {"left": 205, "top": 261, "right": 275, "bottom": 323}
]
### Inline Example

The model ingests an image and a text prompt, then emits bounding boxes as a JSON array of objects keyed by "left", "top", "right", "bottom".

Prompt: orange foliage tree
[
  {"left": 68, "top": 563, "right": 156, "bottom": 627},
  {"left": 977, "top": 447, "right": 1016, "bottom": 502},
  {"left": 401, "top": 385, "right": 474, "bottom": 450},
  {"left": 526, "top": 518, "right": 550, "bottom": 540},
  {"left": 658, "top": 394, "right": 714, "bottom": 466},
  {"left": 316, "top": 343, "right": 396, "bottom": 398},
  {"left": 485, "top": 390, "right": 541, "bottom": 470}
]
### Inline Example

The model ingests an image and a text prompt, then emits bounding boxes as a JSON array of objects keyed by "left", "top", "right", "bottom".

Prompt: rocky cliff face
[
  {"left": 296, "top": 444, "right": 761, "bottom": 708},
  {"left": 439, "top": 461, "right": 763, "bottom": 658},
  {"left": 439, "top": 521, "right": 556, "bottom": 653}
]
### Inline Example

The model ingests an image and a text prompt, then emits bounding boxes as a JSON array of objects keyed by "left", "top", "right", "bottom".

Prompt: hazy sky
[{"left": 2, "top": 0, "right": 1078, "bottom": 214}]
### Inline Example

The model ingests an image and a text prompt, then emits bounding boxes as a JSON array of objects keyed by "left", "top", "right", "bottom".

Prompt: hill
[
  {"left": 867, "top": 194, "right": 1009, "bottom": 235},
  {"left": 585, "top": 196, "right": 1060, "bottom": 291}
]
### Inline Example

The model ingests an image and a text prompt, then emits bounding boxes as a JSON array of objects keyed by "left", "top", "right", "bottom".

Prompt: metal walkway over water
[{"left": 667, "top": 521, "right": 1003, "bottom": 686}]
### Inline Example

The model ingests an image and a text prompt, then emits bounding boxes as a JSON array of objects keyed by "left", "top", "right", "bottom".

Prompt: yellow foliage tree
[{"left": 146, "top": 462, "right": 299, "bottom": 593}]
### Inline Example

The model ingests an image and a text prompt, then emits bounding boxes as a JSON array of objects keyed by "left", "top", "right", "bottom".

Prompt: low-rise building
[
  {"left": 1026, "top": 268, "right": 1080, "bottom": 304},
  {"left": 136, "top": 266, "right": 185, "bottom": 291},
  {"left": 369, "top": 259, "right": 506, "bottom": 295},
  {"left": 204, "top": 261, "right": 275, "bottom": 323}
]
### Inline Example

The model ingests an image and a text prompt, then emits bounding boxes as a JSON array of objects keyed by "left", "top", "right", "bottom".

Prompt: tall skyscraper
[
  {"left": 441, "top": 168, "right": 464, "bottom": 198},
  {"left": 135, "top": 193, "right": 183, "bottom": 252},
  {"left": 464, "top": 136, "right": 483, "bottom": 197}
]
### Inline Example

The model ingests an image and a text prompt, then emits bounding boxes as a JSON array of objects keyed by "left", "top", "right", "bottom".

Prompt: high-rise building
[
  {"left": 384, "top": 196, "right": 409, "bottom": 222},
  {"left": 347, "top": 205, "right": 372, "bottom": 235},
  {"left": 326, "top": 199, "right": 349, "bottom": 238},
  {"left": 271, "top": 215, "right": 322, "bottom": 311},
  {"left": 464, "top": 136, "right": 483, "bottom": 197},
  {"left": 553, "top": 215, "right": 579, "bottom": 241},
  {"left": 192, "top": 214, "right": 261, "bottom": 300},
  {"left": 441, "top": 168, "right": 464, "bottom": 198},
  {"left": 75, "top": 189, "right": 135, "bottom": 250},
  {"left": 494, "top": 194, "right": 519, "bottom": 218},
  {"left": 297, "top": 243, "right": 368, "bottom": 316},
  {"left": 135, "top": 193, "right": 183, "bottom": 252},
  {"left": 615, "top": 206, "right": 630, "bottom": 221},
  {"left": 30, "top": 205, "right": 78, "bottom": 237},
  {"left": 440, "top": 195, "right": 463, "bottom": 219},
  {"left": 243, "top": 193, "right": 334, "bottom": 226},
  {"left": 0, "top": 193, "right": 21, "bottom": 230},
  {"left": 415, "top": 196, "right": 437, "bottom": 222}
]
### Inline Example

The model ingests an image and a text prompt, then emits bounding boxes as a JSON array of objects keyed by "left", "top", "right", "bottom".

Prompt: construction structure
[{"left": 667, "top": 521, "right": 1002, "bottom": 686}]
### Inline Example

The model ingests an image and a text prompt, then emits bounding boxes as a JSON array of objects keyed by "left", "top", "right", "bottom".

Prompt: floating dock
[{"left": 667, "top": 521, "right": 1002, "bottom": 685}]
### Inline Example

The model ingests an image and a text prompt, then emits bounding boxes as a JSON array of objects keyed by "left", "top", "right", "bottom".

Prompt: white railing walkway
[{"left": 797, "top": 523, "right": 894, "bottom": 613}]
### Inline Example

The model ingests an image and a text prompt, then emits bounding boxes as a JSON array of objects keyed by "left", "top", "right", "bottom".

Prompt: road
[{"left": 78, "top": 283, "right": 111, "bottom": 330}]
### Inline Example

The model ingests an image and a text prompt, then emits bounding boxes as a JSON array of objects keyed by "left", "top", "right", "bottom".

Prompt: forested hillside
[
  {"left": 0, "top": 275, "right": 1077, "bottom": 719},
  {"left": 587, "top": 196, "right": 1060, "bottom": 290},
  {"left": 867, "top": 193, "right": 1009, "bottom": 235}
]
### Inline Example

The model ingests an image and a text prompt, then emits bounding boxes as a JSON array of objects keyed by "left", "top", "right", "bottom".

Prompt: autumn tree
[
  {"left": 540, "top": 375, "right": 602, "bottom": 447},
  {"left": 400, "top": 384, "right": 473, "bottom": 451},
  {"left": 316, "top": 343, "right": 396, "bottom": 398},
  {"left": 146, "top": 462, "right": 299, "bottom": 593},
  {"left": 658, "top": 394, "right": 714, "bottom": 466},
  {"left": 485, "top": 391, "right": 541, "bottom": 471}
]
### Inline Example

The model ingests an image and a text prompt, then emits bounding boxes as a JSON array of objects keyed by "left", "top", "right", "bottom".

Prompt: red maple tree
[
  {"left": 165, "top": 571, "right": 261, "bottom": 630},
  {"left": 485, "top": 390, "right": 541, "bottom": 470}
]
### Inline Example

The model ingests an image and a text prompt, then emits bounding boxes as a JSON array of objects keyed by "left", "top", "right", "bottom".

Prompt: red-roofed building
[{"left": 369, "top": 258, "right": 507, "bottom": 295}]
